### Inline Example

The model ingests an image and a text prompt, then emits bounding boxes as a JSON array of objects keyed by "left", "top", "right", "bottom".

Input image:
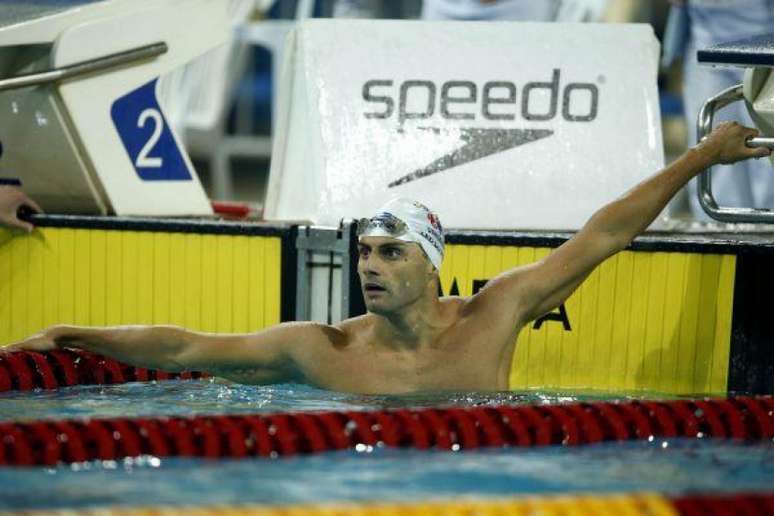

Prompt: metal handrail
[
  {"left": 0, "top": 42, "right": 167, "bottom": 92},
  {"left": 747, "top": 137, "right": 774, "bottom": 149},
  {"left": 697, "top": 83, "right": 774, "bottom": 222}
]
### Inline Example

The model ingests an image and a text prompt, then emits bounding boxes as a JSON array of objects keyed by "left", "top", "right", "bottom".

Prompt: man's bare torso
[{"left": 291, "top": 296, "right": 522, "bottom": 394}]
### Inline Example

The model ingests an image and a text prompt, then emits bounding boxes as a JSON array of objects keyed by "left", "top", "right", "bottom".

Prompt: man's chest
[{"left": 308, "top": 321, "right": 519, "bottom": 393}]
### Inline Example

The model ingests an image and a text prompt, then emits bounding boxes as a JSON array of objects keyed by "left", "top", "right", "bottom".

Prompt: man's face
[{"left": 357, "top": 236, "right": 434, "bottom": 315}]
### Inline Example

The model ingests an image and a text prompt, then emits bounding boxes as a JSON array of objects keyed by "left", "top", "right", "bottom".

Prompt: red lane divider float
[
  {"left": 0, "top": 395, "right": 771, "bottom": 467},
  {"left": 673, "top": 492, "right": 774, "bottom": 516},
  {"left": 0, "top": 350, "right": 208, "bottom": 392}
]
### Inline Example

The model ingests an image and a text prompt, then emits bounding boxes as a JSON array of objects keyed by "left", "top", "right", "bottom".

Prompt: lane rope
[
  {"left": 0, "top": 350, "right": 207, "bottom": 391},
  {"left": 0, "top": 394, "right": 771, "bottom": 466}
]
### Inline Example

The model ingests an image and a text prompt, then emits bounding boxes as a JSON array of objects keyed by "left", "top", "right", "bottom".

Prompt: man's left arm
[{"left": 481, "top": 122, "right": 770, "bottom": 325}]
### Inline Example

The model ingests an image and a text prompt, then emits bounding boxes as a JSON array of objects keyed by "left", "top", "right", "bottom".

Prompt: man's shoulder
[
  {"left": 335, "top": 313, "right": 373, "bottom": 335},
  {"left": 323, "top": 314, "right": 374, "bottom": 349},
  {"left": 436, "top": 295, "right": 467, "bottom": 317}
]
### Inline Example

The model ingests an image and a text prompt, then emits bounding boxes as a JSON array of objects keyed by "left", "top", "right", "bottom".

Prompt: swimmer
[
  {"left": 0, "top": 186, "right": 42, "bottom": 232},
  {"left": 6, "top": 122, "right": 771, "bottom": 394}
]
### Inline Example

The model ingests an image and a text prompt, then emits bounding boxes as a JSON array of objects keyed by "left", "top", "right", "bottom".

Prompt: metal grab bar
[
  {"left": 0, "top": 42, "right": 167, "bottom": 92},
  {"left": 747, "top": 137, "right": 774, "bottom": 149},
  {"left": 697, "top": 83, "right": 774, "bottom": 223}
]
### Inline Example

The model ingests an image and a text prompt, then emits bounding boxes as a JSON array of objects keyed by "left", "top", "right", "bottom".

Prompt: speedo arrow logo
[{"left": 388, "top": 128, "right": 553, "bottom": 188}]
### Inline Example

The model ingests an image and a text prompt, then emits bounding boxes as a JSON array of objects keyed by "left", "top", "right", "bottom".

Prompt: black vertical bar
[
  {"left": 727, "top": 253, "right": 774, "bottom": 394},
  {"left": 347, "top": 222, "right": 367, "bottom": 318},
  {"left": 280, "top": 225, "right": 298, "bottom": 322}
]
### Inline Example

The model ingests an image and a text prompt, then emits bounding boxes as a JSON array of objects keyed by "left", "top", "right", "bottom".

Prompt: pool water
[
  {"left": 0, "top": 440, "right": 772, "bottom": 510},
  {"left": 0, "top": 380, "right": 771, "bottom": 511},
  {"left": 0, "top": 379, "right": 660, "bottom": 421}
]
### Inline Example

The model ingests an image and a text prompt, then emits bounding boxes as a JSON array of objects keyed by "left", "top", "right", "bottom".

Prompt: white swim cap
[{"left": 358, "top": 198, "right": 445, "bottom": 270}]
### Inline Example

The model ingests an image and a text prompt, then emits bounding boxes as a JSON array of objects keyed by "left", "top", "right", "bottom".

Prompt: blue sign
[{"left": 111, "top": 79, "right": 192, "bottom": 181}]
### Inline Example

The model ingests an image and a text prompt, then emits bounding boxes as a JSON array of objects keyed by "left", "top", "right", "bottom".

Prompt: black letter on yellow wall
[
  {"left": 533, "top": 304, "right": 571, "bottom": 331},
  {"left": 472, "top": 279, "right": 488, "bottom": 294},
  {"left": 439, "top": 277, "right": 461, "bottom": 297}
]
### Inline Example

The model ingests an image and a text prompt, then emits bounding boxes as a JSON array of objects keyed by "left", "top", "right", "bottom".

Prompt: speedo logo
[{"left": 361, "top": 69, "right": 600, "bottom": 187}]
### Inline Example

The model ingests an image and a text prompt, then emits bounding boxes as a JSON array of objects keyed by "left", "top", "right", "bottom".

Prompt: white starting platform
[
  {"left": 265, "top": 19, "right": 665, "bottom": 231},
  {"left": 0, "top": 0, "right": 228, "bottom": 216}
]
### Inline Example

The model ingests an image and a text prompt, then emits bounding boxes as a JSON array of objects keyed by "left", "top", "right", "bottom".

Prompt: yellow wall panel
[
  {"left": 9, "top": 235, "right": 28, "bottom": 338},
  {"left": 168, "top": 233, "right": 187, "bottom": 327},
  {"left": 120, "top": 231, "right": 139, "bottom": 324},
  {"left": 674, "top": 253, "right": 701, "bottom": 394},
  {"left": 609, "top": 250, "right": 633, "bottom": 390},
  {"left": 0, "top": 227, "right": 283, "bottom": 345},
  {"left": 441, "top": 244, "right": 735, "bottom": 395},
  {"left": 26, "top": 232, "right": 44, "bottom": 334},
  {"left": 641, "top": 252, "right": 667, "bottom": 390},
  {"left": 152, "top": 231, "right": 171, "bottom": 325},
  {"left": 264, "top": 238, "right": 282, "bottom": 325},
  {"left": 661, "top": 253, "right": 689, "bottom": 393},
  {"left": 183, "top": 233, "right": 203, "bottom": 330},
  {"left": 136, "top": 231, "right": 155, "bottom": 324},
  {"left": 248, "top": 237, "right": 265, "bottom": 331},
  {"left": 593, "top": 257, "right": 617, "bottom": 390},
  {"left": 0, "top": 233, "right": 10, "bottom": 338},
  {"left": 105, "top": 231, "right": 123, "bottom": 326},
  {"left": 232, "top": 236, "right": 250, "bottom": 333},
  {"left": 41, "top": 230, "right": 59, "bottom": 330},
  {"left": 89, "top": 230, "right": 107, "bottom": 327},
  {"left": 693, "top": 255, "right": 722, "bottom": 393},
  {"left": 200, "top": 234, "right": 219, "bottom": 333},
  {"left": 215, "top": 235, "right": 235, "bottom": 332},
  {"left": 73, "top": 229, "right": 91, "bottom": 326},
  {"left": 58, "top": 229, "right": 76, "bottom": 328},
  {"left": 574, "top": 249, "right": 600, "bottom": 389},
  {"left": 626, "top": 252, "right": 650, "bottom": 390}
]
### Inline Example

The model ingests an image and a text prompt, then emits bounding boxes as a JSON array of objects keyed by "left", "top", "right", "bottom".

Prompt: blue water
[
  {"left": 0, "top": 379, "right": 645, "bottom": 421},
  {"left": 0, "top": 440, "right": 772, "bottom": 510},
  {"left": 0, "top": 380, "right": 771, "bottom": 510}
]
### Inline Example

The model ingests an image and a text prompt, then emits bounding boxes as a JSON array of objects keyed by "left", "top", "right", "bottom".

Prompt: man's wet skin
[{"left": 297, "top": 236, "right": 519, "bottom": 393}]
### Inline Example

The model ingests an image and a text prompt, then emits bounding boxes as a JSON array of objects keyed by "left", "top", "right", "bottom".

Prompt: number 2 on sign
[{"left": 135, "top": 108, "right": 164, "bottom": 168}]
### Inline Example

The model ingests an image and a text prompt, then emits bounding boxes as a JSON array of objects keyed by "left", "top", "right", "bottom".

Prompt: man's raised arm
[
  {"left": 482, "top": 122, "right": 771, "bottom": 325},
  {"left": 5, "top": 322, "right": 336, "bottom": 385}
]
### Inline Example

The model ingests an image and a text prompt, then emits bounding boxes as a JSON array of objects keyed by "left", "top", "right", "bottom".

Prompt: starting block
[
  {"left": 0, "top": 0, "right": 228, "bottom": 216},
  {"left": 265, "top": 20, "right": 664, "bottom": 230},
  {"left": 697, "top": 33, "right": 774, "bottom": 223}
]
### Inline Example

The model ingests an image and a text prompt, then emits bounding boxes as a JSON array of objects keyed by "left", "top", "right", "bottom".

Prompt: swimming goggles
[{"left": 356, "top": 213, "right": 409, "bottom": 237}]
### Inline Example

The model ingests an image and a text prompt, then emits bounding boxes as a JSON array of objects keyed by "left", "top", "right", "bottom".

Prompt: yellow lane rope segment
[{"left": 0, "top": 493, "right": 677, "bottom": 516}]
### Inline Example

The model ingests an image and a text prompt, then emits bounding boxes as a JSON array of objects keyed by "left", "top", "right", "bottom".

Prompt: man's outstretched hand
[
  {"left": 4, "top": 326, "right": 61, "bottom": 353},
  {"left": 697, "top": 122, "right": 772, "bottom": 165},
  {"left": 0, "top": 186, "right": 42, "bottom": 232}
]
